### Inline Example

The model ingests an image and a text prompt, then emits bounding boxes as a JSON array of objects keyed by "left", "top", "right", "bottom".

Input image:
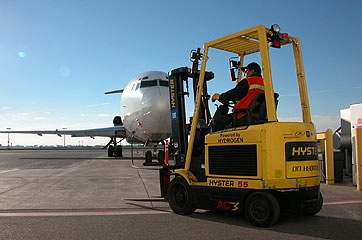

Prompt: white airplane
[{"left": 1, "top": 71, "right": 172, "bottom": 164}]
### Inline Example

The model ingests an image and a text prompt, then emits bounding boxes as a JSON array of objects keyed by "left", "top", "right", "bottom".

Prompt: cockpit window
[
  {"left": 159, "top": 80, "right": 169, "bottom": 87},
  {"left": 139, "top": 76, "right": 149, "bottom": 80},
  {"left": 134, "top": 82, "right": 140, "bottom": 91},
  {"left": 140, "top": 80, "right": 157, "bottom": 88}
]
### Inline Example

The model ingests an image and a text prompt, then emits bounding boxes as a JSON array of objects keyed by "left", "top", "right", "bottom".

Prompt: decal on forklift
[
  {"left": 169, "top": 78, "right": 176, "bottom": 109},
  {"left": 209, "top": 126, "right": 248, "bottom": 135},
  {"left": 285, "top": 142, "right": 318, "bottom": 161},
  {"left": 171, "top": 110, "right": 177, "bottom": 121},
  {"left": 217, "top": 200, "right": 240, "bottom": 211},
  {"left": 217, "top": 132, "right": 243, "bottom": 144},
  {"left": 208, "top": 178, "right": 249, "bottom": 188},
  {"left": 292, "top": 165, "right": 318, "bottom": 172},
  {"left": 286, "top": 161, "right": 319, "bottom": 178}
]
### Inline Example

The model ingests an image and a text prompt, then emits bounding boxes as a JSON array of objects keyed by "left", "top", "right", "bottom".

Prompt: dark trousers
[{"left": 210, "top": 104, "right": 233, "bottom": 132}]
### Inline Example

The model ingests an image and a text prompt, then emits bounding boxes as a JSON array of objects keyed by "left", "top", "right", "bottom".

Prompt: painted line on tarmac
[
  {"left": 122, "top": 198, "right": 165, "bottom": 201},
  {"left": 324, "top": 199, "right": 362, "bottom": 206},
  {"left": 0, "top": 209, "right": 171, "bottom": 217},
  {"left": 0, "top": 168, "right": 19, "bottom": 174}
]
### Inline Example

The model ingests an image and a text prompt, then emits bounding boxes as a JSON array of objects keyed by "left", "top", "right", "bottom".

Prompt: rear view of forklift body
[{"left": 163, "top": 24, "right": 322, "bottom": 227}]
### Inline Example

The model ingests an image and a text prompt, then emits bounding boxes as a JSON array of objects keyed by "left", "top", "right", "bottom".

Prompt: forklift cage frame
[{"left": 185, "top": 24, "right": 312, "bottom": 171}]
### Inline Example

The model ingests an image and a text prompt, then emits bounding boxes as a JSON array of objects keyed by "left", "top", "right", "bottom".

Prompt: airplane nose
[
  {"left": 151, "top": 87, "right": 170, "bottom": 115},
  {"left": 138, "top": 86, "right": 171, "bottom": 141},
  {"left": 154, "top": 98, "right": 168, "bottom": 113}
]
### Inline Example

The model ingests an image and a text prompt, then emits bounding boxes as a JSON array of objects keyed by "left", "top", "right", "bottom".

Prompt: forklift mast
[
  {"left": 168, "top": 50, "right": 214, "bottom": 167},
  {"left": 168, "top": 67, "right": 189, "bottom": 167}
]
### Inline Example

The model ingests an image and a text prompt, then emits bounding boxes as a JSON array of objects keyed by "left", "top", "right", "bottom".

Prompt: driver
[{"left": 210, "top": 62, "right": 264, "bottom": 131}]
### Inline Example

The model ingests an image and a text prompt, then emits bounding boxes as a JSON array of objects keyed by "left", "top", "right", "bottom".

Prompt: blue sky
[{"left": 1, "top": 0, "right": 361, "bottom": 146}]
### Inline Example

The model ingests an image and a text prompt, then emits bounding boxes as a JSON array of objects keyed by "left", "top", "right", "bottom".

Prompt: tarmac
[
  {"left": 0, "top": 149, "right": 167, "bottom": 210},
  {"left": 0, "top": 149, "right": 361, "bottom": 239}
]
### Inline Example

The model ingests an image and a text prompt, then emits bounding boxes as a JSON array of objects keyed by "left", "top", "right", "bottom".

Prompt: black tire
[
  {"left": 168, "top": 176, "right": 196, "bottom": 215},
  {"left": 304, "top": 192, "right": 323, "bottom": 216},
  {"left": 245, "top": 191, "right": 280, "bottom": 228},
  {"left": 115, "top": 145, "right": 123, "bottom": 157},
  {"left": 158, "top": 150, "right": 165, "bottom": 164},
  {"left": 145, "top": 150, "right": 152, "bottom": 164},
  {"left": 108, "top": 145, "right": 114, "bottom": 157}
]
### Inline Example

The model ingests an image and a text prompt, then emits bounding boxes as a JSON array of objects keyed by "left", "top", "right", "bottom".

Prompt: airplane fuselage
[{"left": 120, "top": 71, "right": 171, "bottom": 144}]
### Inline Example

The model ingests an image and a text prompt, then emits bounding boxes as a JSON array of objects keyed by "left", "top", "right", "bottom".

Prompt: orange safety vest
[{"left": 233, "top": 75, "right": 264, "bottom": 118}]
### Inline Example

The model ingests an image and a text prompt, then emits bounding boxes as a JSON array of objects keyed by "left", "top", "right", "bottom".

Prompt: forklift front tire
[
  {"left": 245, "top": 191, "right": 280, "bottom": 228},
  {"left": 168, "top": 176, "right": 196, "bottom": 215}
]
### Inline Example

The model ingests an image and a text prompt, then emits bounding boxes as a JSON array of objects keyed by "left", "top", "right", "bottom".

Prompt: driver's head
[{"left": 241, "top": 62, "right": 261, "bottom": 77}]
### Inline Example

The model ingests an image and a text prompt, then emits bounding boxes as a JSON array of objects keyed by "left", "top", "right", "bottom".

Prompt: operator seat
[{"left": 232, "top": 92, "right": 279, "bottom": 126}]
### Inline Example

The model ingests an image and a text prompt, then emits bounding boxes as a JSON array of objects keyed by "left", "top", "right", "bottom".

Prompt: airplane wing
[
  {"left": 105, "top": 89, "right": 123, "bottom": 94},
  {"left": 0, "top": 126, "right": 126, "bottom": 138}
]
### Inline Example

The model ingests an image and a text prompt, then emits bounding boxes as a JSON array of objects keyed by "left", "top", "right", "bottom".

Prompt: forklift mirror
[
  {"left": 230, "top": 60, "right": 239, "bottom": 69},
  {"left": 230, "top": 68, "right": 236, "bottom": 81},
  {"left": 190, "top": 51, "right": 198, "bottom": 59}
]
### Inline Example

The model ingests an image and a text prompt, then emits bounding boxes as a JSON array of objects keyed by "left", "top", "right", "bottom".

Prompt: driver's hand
[{"left": 212, "top": 93, "right": 220, "bottom": 102}]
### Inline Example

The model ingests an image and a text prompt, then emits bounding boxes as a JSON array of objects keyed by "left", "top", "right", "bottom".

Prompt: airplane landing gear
[
  {"left": 158, "top": 150, "right": 165, "bottom": 164},
  {"left": 108, "top": 145, "right": 114, "bottom": 157},
  {"left": 145, "top": 150, "right": 152, "bottom": 164},
  {"left": 143, "top": 143, "right": 165, "bottom": 166},
  {"left": 107, "top": 138, "right": 123, "bottom": 158},
  {"left": 115, "top": 145, "right": 123, "bottom": 157}
]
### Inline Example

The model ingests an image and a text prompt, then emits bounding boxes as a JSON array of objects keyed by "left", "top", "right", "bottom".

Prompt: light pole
[
  {"left": 62, "top": 128, "right": 67, "bottom": 147},
  {"left": 6, "top": 128, "right": 11, "bottom": 150}
]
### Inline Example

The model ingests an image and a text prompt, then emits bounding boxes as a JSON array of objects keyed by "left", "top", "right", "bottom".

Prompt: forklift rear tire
[
  {"left": 245, "top": 191, "right": 280, "bottom": 228},
  {"left": 303, "top": 192, "right": 323, "bottom": 216},
  {"left": 108, "top": 145, "right": 114, "bottom": 157},
  {"left": 168, "top": 176, "right": 196, "bottom": 215},
  {"left": 145, "top": 150, "right": 152, "bottom": 164}
]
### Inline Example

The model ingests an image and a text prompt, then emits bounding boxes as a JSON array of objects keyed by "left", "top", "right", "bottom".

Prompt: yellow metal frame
[
  {"left": 356, "top": 127, "right": 362, "bottom": 191},
  {"left": 317, "top": 130, "right": 335, "bottom": 184},
  {"left": 182, "top": 24, "right": 312, "bottom": 172}
]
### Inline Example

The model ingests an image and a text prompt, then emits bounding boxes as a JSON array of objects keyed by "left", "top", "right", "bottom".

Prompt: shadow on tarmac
[
  {"left": 188, "top": 211, "right": 361, "bottom": 239},
  {"left": 19, "top": 157, "right": 146, "bottom": 160}
]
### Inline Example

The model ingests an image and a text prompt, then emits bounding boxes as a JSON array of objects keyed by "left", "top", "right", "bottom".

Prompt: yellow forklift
[{"left": 160, "top": 24, "right": 322, "bottom": 227}]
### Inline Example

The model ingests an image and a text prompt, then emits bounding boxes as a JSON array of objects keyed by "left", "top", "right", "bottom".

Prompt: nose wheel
[
  {"left": 145, "top": 150, "right": 152, "bottom": 164},
  {"left": 144, "top": 149, "right": 164, "bottom": 165},
  {"left": 143, "top": 143, "right": 165, "bottom": 166},
  {"left": 157, "top": 150, "right": 165, "bottom": 164}
]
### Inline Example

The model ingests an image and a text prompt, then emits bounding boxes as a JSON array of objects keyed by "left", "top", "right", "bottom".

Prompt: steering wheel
[{"left": 215, "top": 100, "right": 235, "bottom": 109}]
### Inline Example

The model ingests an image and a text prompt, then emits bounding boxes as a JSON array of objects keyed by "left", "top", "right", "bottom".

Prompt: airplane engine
[{"left": 113, "top": 116, "right": 122, "bottom": 126}]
